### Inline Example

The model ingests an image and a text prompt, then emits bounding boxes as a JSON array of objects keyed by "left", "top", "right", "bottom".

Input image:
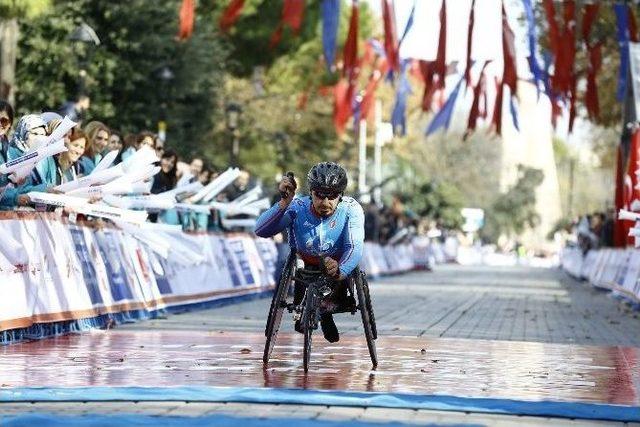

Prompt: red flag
[
  {"left": 543, "top": 0, "right": 560, "bottom": 58},
  {"left": 614, "top": 144, "right": 627, "bottom": 247},
  {"left": 434, "top": 0, "right": 447, "bottom": 87},
  {"left": 270, "top": 0, "right": 305, "bottom": 48},
  {"left": 360, "top": 57, "right": 389, "bottom": 120},
  {"left": 343, "top": 2, "right": 359, "bottom": 78},
  {"left": 219, "top": 0, "right": 245, "bottom": 32},
  {"left": 491, "top": 3, "right": 517, "bottom": 135},
  {"left": 465, "top": 60, "right": 490, "bottom": 139},
  {"left": 419, "top": 61, "right": 438, "bottom": 111},
  {"left": 419, "top": 1, "right": 446, "bottom": 113},
  {"left": 583, "top": 4, "right": 601, "bottom": 120},
  {"left": 629, "top": 5, "right": 639, "bottom": 42},
  {"left": 177, "top": 0, "right": 195, "bottom": 40},
  {"left": 381, "top": 0, "right": 400, "bottom": 73},
  {"left": 464, "top": 0, "right": 476, "bottom": 87},
  {"left": 627, "top": 131, "right": 640, "bottom": 246},
  {"left": 568, "top": 74, "right": 577, "bottom": 132},
  {"left": 334, "top": 79, "right": 354, "bottom": 135},
  {"left": 552, "top": 0, "right": 576, "bottom": 95}
]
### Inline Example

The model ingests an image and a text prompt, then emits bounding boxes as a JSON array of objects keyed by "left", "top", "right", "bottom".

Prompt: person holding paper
[
  {"left": 78, "top": 121, "right": 109, "bottom": 174},
  {"left": 54, "top": 129, "right": 87, "bottom": 184},
  {"left": 151, "top": 149, "right": 180, "bottom": 225},
  {"left": 0, "top": 100, "right": 20, "bottom": 208},
  {"left": 6, "top": 114, "right": 51, "bottom": 205}
]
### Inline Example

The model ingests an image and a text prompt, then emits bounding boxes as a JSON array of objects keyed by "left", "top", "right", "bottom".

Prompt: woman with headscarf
[{"left": 5, "top": 114, "right": 52, "bottom": 206}]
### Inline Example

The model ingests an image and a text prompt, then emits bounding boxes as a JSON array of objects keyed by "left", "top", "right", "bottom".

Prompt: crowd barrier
[
  {"left": 560, "top": 246, "right": 640, "bottom": 304},
  {"left": 0, "top": 214, "right": 427, "bottom": 345}
]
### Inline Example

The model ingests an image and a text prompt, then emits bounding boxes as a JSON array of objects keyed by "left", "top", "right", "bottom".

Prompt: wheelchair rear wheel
[{"left": 355, "top": 269, "right": 378, "bottom": 368}]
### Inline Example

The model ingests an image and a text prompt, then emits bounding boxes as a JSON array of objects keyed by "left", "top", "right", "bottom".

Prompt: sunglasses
[
  {"left": 313, "top": 190, "right": 340, "bottom": 200},
  {"left": 0, "top": 117, "right": 11, "bottom": 127}
]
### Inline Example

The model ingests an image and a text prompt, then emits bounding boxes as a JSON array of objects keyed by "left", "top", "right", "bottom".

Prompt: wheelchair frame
[{"left": 263, "top": 252, "right": 378, "bottom": 372}]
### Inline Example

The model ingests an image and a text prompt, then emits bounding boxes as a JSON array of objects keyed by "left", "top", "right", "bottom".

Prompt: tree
[
  {"left": 480, "top": 165, "right": 545, "bottom": 243},
  {"left": 15, "top": 0, "right": 227, "bottom": 157},
  {"left": 406, "top": 181, "right": 465, "bottom": 230}
]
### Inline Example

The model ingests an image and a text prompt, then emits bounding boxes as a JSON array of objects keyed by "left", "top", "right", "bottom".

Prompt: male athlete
[{"left": 255, "top": 162, "right": 365, "bottom": 343}]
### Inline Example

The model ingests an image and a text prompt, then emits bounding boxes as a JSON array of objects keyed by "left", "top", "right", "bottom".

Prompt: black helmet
[{"left": 307, "top": 162, "right": 348, "bottom": 193}]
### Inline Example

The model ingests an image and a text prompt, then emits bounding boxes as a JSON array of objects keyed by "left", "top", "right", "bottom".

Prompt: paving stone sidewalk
[{"left": 122, "top": 264, "right": 640, "bottom": 347}]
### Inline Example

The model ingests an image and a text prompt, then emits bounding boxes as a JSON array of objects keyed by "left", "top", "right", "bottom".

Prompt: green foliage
[
  {"left": 480, "top": 165, "right": 545, "bottom": 243},
  {"left": 15, "top": 0, "right": 227, "bottom": 157},
  {"left": 0, "top": 0, "right": 50, "bottom": 19},
  {"left": 406, "top": 181, "right": 465, "bottom": 230}
]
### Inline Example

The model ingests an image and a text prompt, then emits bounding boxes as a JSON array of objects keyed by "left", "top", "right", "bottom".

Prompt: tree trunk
[{"left": 0, "top": 19, "right": 18, "bottom": 105}]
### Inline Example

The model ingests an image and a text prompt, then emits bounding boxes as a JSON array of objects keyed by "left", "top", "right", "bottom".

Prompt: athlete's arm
[
  {"left": 254, "top": 201, "right": 295, "bottom": 237},
  {"left": 338, "top": 201, "right": 365, "bottom": 277},
  {"left": 254, "top": 173, "right": 297, "bottom": 238}
]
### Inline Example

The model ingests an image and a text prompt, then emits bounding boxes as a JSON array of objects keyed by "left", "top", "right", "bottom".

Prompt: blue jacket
[{"left": 255, "top": 196, "right": 365, "bottom": 277}]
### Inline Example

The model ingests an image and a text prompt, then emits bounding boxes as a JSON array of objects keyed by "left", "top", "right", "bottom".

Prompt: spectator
[
  {"left": 154, "top": 134, "right": 165, "bottom": 159},
  {"left": 0, "top": 100, "right": 18, "bottom": 209},
  {"left": 136, "top": 131, "right": 155, "bottom": 151},
  {"left": 84, "top": 121, "right": 110, "bottom": 165},
  {"left": 7, "top": 114, "right": 50, "bottom": 205},
  {"left": 177, "top": 157, "right": 204, "bottom": 186},
  {"left": 0, "top": 100, "right": 14, "bottom": 162},
  {"left": 54, "top": 129, "right": 87, "bottom": 184},
  {"left": 108, "top": 130, "right": 124, "bottom": 165},
  {"left": 198, "top": 167, "right": 211, "bottom": 185},
  {"left": 151, "top": 149, "right": 180, "bottom": 225},
  {"left": 120, "top": 133, "right": 138, "bottom": 162},
  {"left": 57, "top": 94, "right": 90, "bottom": 124}
]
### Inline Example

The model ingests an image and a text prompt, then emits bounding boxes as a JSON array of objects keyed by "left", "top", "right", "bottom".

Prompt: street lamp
[
  {"left": 225, "top": 102, "right": 243, "bottom": 167},
  {"left": 68, "top": 22, "right": 100, "bottom": 96},
  {"left": 156, "top": 65, "right": 174, "bottom": 143}
]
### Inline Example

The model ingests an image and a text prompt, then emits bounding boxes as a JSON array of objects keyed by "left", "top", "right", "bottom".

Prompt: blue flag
[
  {"left": 522, "top": 0, "right": 543, "bottom": 98},
  {"left": 391, "top": 59, "right": 412, "bottom": 136},
  {"left": 399, "top": 1, "right": 416, "bottom": 46},
  {"left": 322, "top": 0, "right": 340, "bottom": 71},
  {"left": 614, "top": 3, "right": 631, "bottom": 101},
  {"left": 425, "top": 77, "right": 464, "bottom": 136},
  {"left": 510, "top": 97, "right": 520, "bottom": 131}
]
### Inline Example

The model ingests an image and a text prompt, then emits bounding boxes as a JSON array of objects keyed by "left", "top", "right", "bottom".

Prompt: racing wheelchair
[{"left": 263, "top": 251, "right": 378, "bottom": 372}]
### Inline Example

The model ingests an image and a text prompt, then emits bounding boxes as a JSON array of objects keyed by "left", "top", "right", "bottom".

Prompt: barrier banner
[
  {"left": 0, "top": 213, "right": 425, "bottom": 344},
  {"left": 561, "top": 247, "right": 640, "bottom": 303}
]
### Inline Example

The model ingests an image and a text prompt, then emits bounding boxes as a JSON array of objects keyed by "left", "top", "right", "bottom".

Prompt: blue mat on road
[
  {"left": 0, "top": 386, "right": 638, "bottom": 423},
  {"left": 0, "top": 413, "right": 480, "bottom": 427}
]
